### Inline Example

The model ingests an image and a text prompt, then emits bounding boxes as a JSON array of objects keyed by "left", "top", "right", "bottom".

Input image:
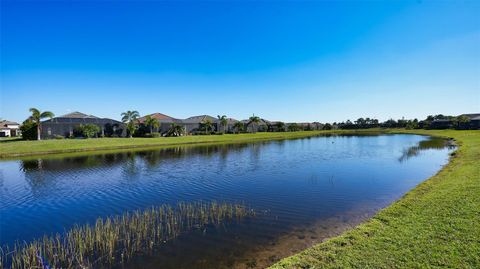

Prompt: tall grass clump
[{"left": 1, "top": 201, "right": 254, "bottom": 269}]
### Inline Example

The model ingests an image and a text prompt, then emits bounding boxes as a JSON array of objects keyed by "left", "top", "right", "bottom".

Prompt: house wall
[
  {"left": 41, "top": 121, "right": 126, "bottom": 139},
  {"left": 0, "top": 129, "right": 11, "bottom": 137}
]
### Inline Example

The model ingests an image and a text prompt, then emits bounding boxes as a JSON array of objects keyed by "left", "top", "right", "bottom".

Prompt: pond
[{"left": 0, "top": 134, "right": 454, "bottom": 268}]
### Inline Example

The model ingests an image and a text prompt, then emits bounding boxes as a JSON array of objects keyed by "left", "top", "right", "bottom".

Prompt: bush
[
  {"left": 76, "top": 124, "right": 101, "bottom": 138},
  {"left": 54, "top": 135, "right": 65, "bottom": 139},
  {"left": 20, "top": 119, "right": 37, "bottom": 140},
  {"left": 145, "top": 132, "right": 161, "bottom": 138}
]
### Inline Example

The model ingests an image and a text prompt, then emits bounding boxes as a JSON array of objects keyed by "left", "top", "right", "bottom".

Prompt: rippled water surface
[{"left": 0, "top": 134, "right": 453, "bottom": 268}]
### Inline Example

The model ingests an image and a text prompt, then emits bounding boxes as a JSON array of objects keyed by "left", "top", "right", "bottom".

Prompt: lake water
[{"left": 0, "top": 134, "right": 453, "bottom": 268}]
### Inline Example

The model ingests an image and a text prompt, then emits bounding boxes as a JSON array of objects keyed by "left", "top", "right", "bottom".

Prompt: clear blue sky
[{"left": 1, "top": 1, "right": 479, "bottom": 123}]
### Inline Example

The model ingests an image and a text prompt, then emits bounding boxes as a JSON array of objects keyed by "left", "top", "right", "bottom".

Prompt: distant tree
[
  {"left": 144, "top": 115, "right": 160, "bottom": 133},
  {"left": 288, "top": 123, "right": 301, "bottom": 132},
  {"left": 248, "top": 115, "right": 261, "bottom": 133},
  {"left": 77, "top": 124, "right": 100, "bottom": 138},
  {"left": 166, "top": 123, "right": 184, "bottom": 137},
  {"left": 323, "top": 123, "right": 333, "bottom": 130},
  {"left": 233, "top": 121, "right": 244, "bottom": 134},
  {"left": 456, "top": 115, "right": 470, "bottom": 129},
  {"left": 275, "top": 121, "right": 286, "bottom": 132},
  {"left": 201, "top": 119, "right": 214, "bottom": 135},
  {"left": 20, "top": 119, "right": 38, "bottom": 140},
  {"left": 29, "top": 108, "right": 54, "bottom": 140},
  {"left": 217, "top": 115, "right": 228, "bottom": 133},
  {"left": 121, "top": 110, "right": 140, "bottom": 138}
]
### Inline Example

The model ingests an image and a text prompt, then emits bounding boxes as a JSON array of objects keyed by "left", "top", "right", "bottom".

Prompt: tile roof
[
  {"left": 137, "top": 113, "right": 180, "bottom": 123},
  {"left": 1, "top": 120, "right": 20, "bottom": 127},
  {"left": 58, "top": 112, "right": 99, "bottom": 119},
  {"left": 182, "top": 115, "right": 217, "bottom": 124}
]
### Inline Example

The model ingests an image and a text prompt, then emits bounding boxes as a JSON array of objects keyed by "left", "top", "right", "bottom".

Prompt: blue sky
[{"left": 1, "top": 1, "right": 479, "bottom": 123}]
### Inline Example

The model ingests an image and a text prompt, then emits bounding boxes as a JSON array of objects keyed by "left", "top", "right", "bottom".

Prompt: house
[
  {"left": 217, "top": 117, "right": 240, "bottom": 133},
  {"left": 0, "top": 120, "right": 20, "bottom": 137},
  {"left": 241, "top": 118, "right": 270, "bottom": 132},
  {"left": 41, "top": 112, "right": 125, "bottom": 139},
  {"left": 460, "top": 113, "right": 480, "bottom": 129},
  {"left": 137, "top": 113, "right": 183, "bottom": 133},
  {"left": 429, "top": 113, "right": 480, "bottom": 130},
  {"left": 181, "top": 115, "right": 218, "bottom": 134}
]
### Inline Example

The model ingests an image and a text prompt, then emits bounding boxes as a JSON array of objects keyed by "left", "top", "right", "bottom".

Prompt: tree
[
  {"left": 144, "top": 115, "right": 160, "bottom": 134},
  {"left": 233, "top": 121, "right": 244, "bottom": 134},
  {"left": 456, "top": 115, "right": 470, "bottom": 129},
  {"left": 201, "top": 119, "right": 214, "bottom": 135},
  {"left": 166, "top": 123, "right": 184, "bottom": 137},
  {"left": 248, "top": 114, "right": 261, "bottom": 133},
  {"left": 29, "top": 108, "right": 54, "bottom": 140},
  {"left": 323, "top": 123, "right": 333, "bottom": 130},
  {"left": 288, "top": 123, "right": 300, "bottom": 132},
  {"left": 217, "top": 115, "right": 228, "bottom": 133},
  {"left": 77, "top": 124, "right": 100, "bottom": 138},
  {"left": 275, "top": 121, "right": 286, "bottom": 132},
  {"left": 121, "top": 110, "right": 140, "bottom": 138},
  {"left": 20, "top": 119, "right": 37, "bottom": 140}
]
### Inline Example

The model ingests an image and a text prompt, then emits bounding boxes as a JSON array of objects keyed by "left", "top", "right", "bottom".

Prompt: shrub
[
  {"left": 76, "top": 124, "right": 101, "bottom": 138},
  {"left": 144, "top": 132, "right": 161, "bottom": 138},
  {"left": 19, "top": 119, "right": 37, "bottom": 140},
  {"left": 54, "top": 135, "right": 64, "bottom": 139}
]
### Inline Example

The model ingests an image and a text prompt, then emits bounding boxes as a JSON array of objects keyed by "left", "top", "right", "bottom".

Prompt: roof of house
[
  {"left": 43, "top": 111, "right": 121, "bottom": 124},
  {"left": 58, "top": 112, "right": 100, "bottom": 119},
  {"left": 182, "top": 115, "right": 217, "bottom": 124},
  {"left": 0, "top": 120, "right": 20, "bottom": 127},
  {"left": 241, "top": 118, "right": 271, "bottom": 125},
  {"left": 137, "top": 113, "right": 181, "bottom": 123},
  {"left": 460, "top": 113, "right": 480, "bottom": 120}
]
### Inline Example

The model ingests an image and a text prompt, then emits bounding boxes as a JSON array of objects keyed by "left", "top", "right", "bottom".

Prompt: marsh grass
[{"left": 0, "top": 201, "right": 254, "bottom": 269}]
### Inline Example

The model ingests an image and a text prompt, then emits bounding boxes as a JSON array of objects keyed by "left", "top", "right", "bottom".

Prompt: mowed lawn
[
  {"left": 270, "top": 129, "right": 480, "bottom": 268},
  {"left": 0, "top": 131, "right": 333, "bottom": 158}
]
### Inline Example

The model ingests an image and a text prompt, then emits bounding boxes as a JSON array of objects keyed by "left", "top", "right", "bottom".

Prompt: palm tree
[
  {"left": 29, "top": 108, "right": 54, "bottom": 140},
  {"left": 248, "top": 114, "right": 261, "bottom": 133},
  {"left": 121, "top": 110, "right": 140, "bottom": 138},
  {"left": 144, "top": 115, "right": 160, "bottom": 134},
  {"left": 166, "top": 123, "right": 184, "bottom": 137},
  {"left": 217, "top": 115, "right": 228, "bottom": 133},
  {"left": 202, "top": 119, "right": 213, "bottom": 135},
  {"left": 233, "top": 121, "right": 244, "bottom": 134}
]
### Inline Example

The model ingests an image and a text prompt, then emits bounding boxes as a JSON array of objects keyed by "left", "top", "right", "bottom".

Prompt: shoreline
[{"left": 270, "top": 129, "right": 479, "bottom": 268}]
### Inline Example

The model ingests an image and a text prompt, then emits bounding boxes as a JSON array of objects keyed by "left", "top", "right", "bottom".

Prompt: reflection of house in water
[{"left": 41, "top": 112, "right": 125, "bottom": 139}]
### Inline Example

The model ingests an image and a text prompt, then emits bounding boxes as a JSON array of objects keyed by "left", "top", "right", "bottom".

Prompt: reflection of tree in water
[{"left": 399, "top": 138, "right": 454, "bottom": 162}]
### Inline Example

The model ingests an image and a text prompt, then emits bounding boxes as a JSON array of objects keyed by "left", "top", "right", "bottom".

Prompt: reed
[{"left": 1, "top": 201, "right": 254, "bottom": 269}]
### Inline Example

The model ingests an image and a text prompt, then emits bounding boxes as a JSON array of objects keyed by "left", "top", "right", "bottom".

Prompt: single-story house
[
  {"left": 241, "top": 118, "right": 270, "bottom": 132},
  {"left": 41, "top": 112, "right": 125, "bottom": 139},
  {"left": 430, "top": 113, "right": 480, "bottom": 130},
  {"left": 181, "top": 115, "right": 218, "bottom": 134},
  {"left": 137, "top": 113, "right": 183, "bottom": 133},
  {"left": 0, "top": 120, "right": 20, "bottom": 137},
  {"left": 460, "top": 113, "right": 480, "bottom": 129}
]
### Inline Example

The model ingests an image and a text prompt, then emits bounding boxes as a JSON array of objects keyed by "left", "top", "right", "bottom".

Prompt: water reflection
[{"left": 399, "top": 137, "right": 454, "bottom": 162}]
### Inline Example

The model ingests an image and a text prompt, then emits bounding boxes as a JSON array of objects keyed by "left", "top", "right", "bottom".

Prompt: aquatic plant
[{"left": 0, "top": 201, "right": 254, "bottom": 269}]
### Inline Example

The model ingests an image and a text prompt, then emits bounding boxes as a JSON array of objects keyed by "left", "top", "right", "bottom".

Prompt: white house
[{"left": 0, "top": 120, "right": 20, "bottom": 137}]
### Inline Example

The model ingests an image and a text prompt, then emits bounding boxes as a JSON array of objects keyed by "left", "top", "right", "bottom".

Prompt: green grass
[
  {"left": 270, "top": 129, "right": 480, "bottom": 269},
  {"left": 0, "top": 130, "right": 378, "bottom": 159}
]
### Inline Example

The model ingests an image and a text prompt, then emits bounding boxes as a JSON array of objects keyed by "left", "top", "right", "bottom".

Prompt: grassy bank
[
  {"left": 270, "top": 129, "right": 480, "bottom": 268},
  {"left": 0, "top": 130, "right": 378, "bottom": 159}
]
